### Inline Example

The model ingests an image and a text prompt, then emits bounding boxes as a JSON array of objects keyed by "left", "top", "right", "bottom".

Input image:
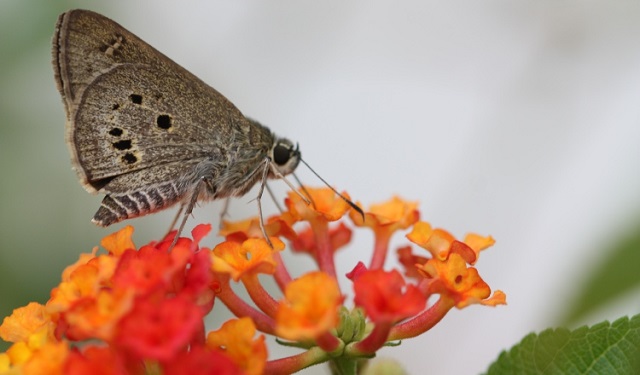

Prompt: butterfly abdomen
[{"left": 92, "top": 183, "right": 183, "bottom": 226}]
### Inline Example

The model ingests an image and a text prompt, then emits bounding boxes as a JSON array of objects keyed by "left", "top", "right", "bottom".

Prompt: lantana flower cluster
[{"left": 0, "top": 187, "right": 505, "bottom": 374}]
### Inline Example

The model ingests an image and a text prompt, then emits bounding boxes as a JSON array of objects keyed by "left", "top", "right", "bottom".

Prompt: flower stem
[
  {"left": 273, "top": 252, "right": 292, "bottom": 291},
  {"left": 312, "top": 219, "right": 337, "bottom": 279},
  {"left": 264, "top": 347, "right": 329, "bottom": 375},
  {"left": 243, "top": 274, "right": 279, "bottom": 318},
  {"left": 189, "top": 320, "right": 206, "bottom": 346},
  {"left": 369, "top": 231, "right": 391, "bottom": 270},
  {"left": 315, "top": 331, "right": 342, "bottom": 353},
  {"left": 329, "top": 357, "right": 358, "bottom": 375},
  {"left": 216, "top": 282, "right": 276, "bottom": 335},
  {"left": 347, "top": 321, "right": 392, "bottom": 355},
  {"left": 387, "top": 298, "right": 453, "bottom": 340}
]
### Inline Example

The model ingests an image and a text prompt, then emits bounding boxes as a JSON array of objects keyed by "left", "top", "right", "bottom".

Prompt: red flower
[
  {"left": 65, "top": 346, "right": 136, "bottom": 375},
  {"left": 112, "top": 246, "right": 177, "bottom": 294},
  {"left": 291, "top": 222, "right": 352, "bottom": 259},
  {"left": 163, "top": 345, "right": 242, "bottom": 375},
  {"left": 396, "top": 246, "right": 429, "bottom": 280},
  {"left": 353, "top": 269, "right": 426, "bottom": 324},
  {"left": 115, "top": 294, "right": 204, "bottom": 362},
  {"left": 0, "top": 188, "right": 505, "bottom": 373}
]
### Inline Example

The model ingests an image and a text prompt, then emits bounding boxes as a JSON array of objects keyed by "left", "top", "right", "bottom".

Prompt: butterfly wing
[{"left": 53, "top": 9, "right": 248, "bottom": 194}]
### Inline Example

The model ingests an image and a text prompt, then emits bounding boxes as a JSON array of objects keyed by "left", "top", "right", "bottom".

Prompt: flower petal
[{"left": 276, "top": 272, "right": 343, "bottom": 341}]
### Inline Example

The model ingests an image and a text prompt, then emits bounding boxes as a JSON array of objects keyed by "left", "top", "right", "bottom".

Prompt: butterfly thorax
[{"left": 203, "top": 118, "right": 275, "bottom": 199}]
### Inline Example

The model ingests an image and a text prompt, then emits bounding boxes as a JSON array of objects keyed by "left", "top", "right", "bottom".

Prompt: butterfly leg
[
  {"left": 256, "top": 158, "right": 274, "bottom": 248},
  {"left": 165, "top": 203, "right": 185, "bottom": 238},
  {"left": 168, "top": 179, "right": 203, "bottom": 251},
  {"left": 218, "top": 197, "right": 231, "bottom": 230},
  {"left": 268, "top": 162, "right": 311, "bottom": 205}
]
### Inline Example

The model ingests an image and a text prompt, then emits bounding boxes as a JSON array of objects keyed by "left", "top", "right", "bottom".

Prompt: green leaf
[
  {"left": 562, "top": 220, "right": 640, "bottom": 325},
  {"left": 485, "top": 315, "right": 640, "bottom": 375}
]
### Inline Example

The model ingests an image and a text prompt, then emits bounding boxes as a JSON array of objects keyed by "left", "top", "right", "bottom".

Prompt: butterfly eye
[{"left": 273, "top": 144, "right": 291, "bottom": 166}]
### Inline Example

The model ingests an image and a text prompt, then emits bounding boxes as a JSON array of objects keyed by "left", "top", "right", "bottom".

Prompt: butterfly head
[{"left": 270, "top": 138, "right": 300, "bottom": 177}]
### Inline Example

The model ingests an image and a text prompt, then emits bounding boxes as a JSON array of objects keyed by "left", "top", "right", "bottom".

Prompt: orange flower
[
  {"left": 463, "top": 233, "right": 496, "bottom": 263},
  {"left": 206, "top": 318, "right": 267, "bottom": 375},
  {"left": 48, "top": 253, "right": 118, "bottom": 314},
  {"left": 276, "top": 271, "right": 343, "bottom": 341},
  {"left": 0, "top": 303, "right": 52, "bottom": 344},
  {"left": 0, "top": 302, "right": 61, "bottom": 371},
  {"left": 219, "top": 215, "right": 297, "bottom": 243},
  {"left": 418, "top": 253, "right": 506, "bottom": 308},
  {"left": 407, "top": 221, "right": 495, "bottom": 264},
  {"left": 285, "top": 187, "right": 354, "bottom": 277},
  {"left": 100, "top": 225, "right": 135, "bottom": 256},
  {"left": 0, "top": 189, "right": 506, "bottom": 373},
  {"left": 349, "top": 196, "right": 419, "bottom": 269},
  {"left": 21, "top": 340, "right": 69, "bottom": 375},
  {"left": 406, "top": 221, "right": 454, "bottom": 260},
  {"left": 349, "top": 196, "right": 419, "bottom": 236},
  {"left": 286, "top": 187, "right": 352, "bottom": 222},
  {"left": 211, "top": 238, "right": 284, "bottom": 281},
  {"left": 62, "top": 289, "right": 134, "bottom": 341}
]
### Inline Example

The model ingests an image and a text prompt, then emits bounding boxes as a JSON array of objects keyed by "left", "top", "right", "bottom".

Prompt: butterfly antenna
[{"left": 299, "top": 158, "right": 364, "bottom": 219}]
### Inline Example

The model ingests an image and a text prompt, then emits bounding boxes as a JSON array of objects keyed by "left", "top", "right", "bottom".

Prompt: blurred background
[{"left": 1, "top": 1, "right": 640, "bottom": 374}]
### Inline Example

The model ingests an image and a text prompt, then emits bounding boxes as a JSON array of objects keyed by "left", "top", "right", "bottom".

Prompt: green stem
[{"left": 330, "top": 357, "right": 358, "bottom": 375}]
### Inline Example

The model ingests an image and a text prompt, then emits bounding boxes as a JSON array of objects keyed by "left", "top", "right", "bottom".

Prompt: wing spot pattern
[
  {"left": 101, "top": 35, "right": 125, "bottom": 57},
  {"left": 129, "top": 94, "right": 142, "bottom": 105},
  {"left": 112, "top": 139, "right": 132, "bottom": 150},
  {"left": 122, "top": 152, "right": 138, "bottom": 164},
  {"left": 157, "top": 114, "right": 172, "bottom": 130}
]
